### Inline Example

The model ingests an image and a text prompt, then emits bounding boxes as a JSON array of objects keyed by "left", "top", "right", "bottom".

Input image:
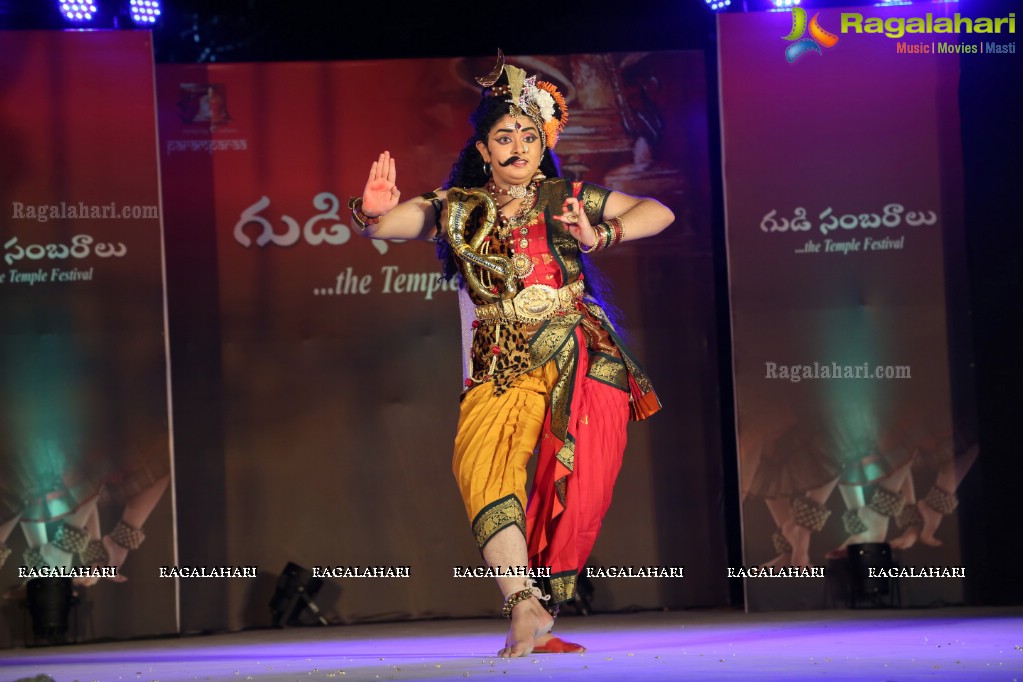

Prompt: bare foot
[
  {"left": 38, "top": 542, "right": 72, "bottom": 570},
  {"left": 28, "top": 543, "right": 107, "bottom": 589},
  {"left": 80, "top": 536, "right": 129, "bottom": 585},
  {"left": 918, "top": 500, "right": 943, "bottom": 546},
  {"left": 826, "top": 506, "right": 890, "bottom": 559},
  {"left": 75, "top": 574, "right": 100, "bottom": 588},
  {"left": 889, "top": 521, "right": 922, "bottom": 550},
  {"left": 102, "top": 535, "right": 129, "bottom": 582},
  {"left": 780, "top": 521, "right": 811, "bottom": 566},
  {"left": 498, "top": 597, "right": 554, "bottom": 658},
  {"left": 760, "top": 553, "right": 792, "bottom": 568}
]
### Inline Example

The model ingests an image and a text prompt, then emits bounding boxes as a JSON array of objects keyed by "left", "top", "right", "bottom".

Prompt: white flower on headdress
[
  {"left": 517, "top": 76, "right": 556, "bottom": 126},
  {"left": 534, "top": 89, "right": 555, "bottom": 122}
]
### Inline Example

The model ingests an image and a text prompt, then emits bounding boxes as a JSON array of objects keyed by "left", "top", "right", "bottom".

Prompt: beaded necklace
[
  {"left": 487, "top": 180, "right": 536, "bottom": 242},
  {"left": 487, "top": 180, "right": 538, "bottom": 280}
]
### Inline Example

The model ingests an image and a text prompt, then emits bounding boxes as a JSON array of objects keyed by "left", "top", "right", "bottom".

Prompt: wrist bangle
[
  {"left": 348, "top": 197, "right": 381, "bottom": 232},
  {"left": 579, "top": 221, "right": 611, "bottom": 253},
  {"left": 579, "top": 216, "right": 626, "bottom": 253},
  {"left": 608, "top": 216, "right": 626, "bottom": 246}
]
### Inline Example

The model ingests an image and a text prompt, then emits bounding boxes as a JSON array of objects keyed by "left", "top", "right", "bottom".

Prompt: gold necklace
[
  {"left": 488, "top": 181, "right": 536, "bottom": 241},
  {"left": 488, "top": 180, "right": 529, "bottom": 200},
  {"left": 486, "top": 180, "right": 538, "bottom": 280}
]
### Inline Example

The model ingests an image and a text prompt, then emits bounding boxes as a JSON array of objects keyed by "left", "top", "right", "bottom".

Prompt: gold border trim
[{"left": 472, "top": 494, "right": 526, "bottom": 550}]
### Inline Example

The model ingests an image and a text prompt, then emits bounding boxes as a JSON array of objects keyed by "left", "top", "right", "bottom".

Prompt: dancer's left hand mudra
[{"left": 554, "top": 196, "right": 597, "bottom": 250}]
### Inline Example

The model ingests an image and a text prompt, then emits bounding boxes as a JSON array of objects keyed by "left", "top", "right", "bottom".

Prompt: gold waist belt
[{"left": 474, "top": 280, "right": 586, "bottom": 324}]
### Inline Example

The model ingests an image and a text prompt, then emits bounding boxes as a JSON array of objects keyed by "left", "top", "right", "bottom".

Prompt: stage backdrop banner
[
  {"left": 720, "top": 4, "right": 975, "bottom": 610},
  {"left": 0, "top": 31, "right": 175, "bottom": 646},
  {"left": 158, "top": 52, "right": 727, "bottom": 631}
]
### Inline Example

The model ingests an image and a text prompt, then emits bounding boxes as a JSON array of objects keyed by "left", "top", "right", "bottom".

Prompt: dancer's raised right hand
[{"left": 362, "top": 151, "right": 401, "bottom": 217}]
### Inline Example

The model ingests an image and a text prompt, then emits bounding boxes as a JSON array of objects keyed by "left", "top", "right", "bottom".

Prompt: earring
[{"left": 483, "top": 160, "right": 492, "bottom": 176}]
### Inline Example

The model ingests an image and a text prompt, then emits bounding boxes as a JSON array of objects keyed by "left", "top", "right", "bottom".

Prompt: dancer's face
[{"left": 476, "top": 112, "right": 543, "bottom": 188}]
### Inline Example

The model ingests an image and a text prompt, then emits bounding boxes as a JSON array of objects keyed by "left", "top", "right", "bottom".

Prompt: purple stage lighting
[
  {"left": 129, "top": 0, "right": 161, "bottom": 25},
  {"left": 706, "top": 0, "right": 731, "bottom": 11},
  {"left": 58, "top": 1, "right": 98, "bottom": 23},
  {"left": 772, "top": 0, "right": 802, "bottom": 8}
]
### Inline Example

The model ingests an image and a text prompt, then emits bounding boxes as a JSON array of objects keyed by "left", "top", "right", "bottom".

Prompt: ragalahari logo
[{"left": 783, "top": 7, "right": 840, "bottom": 62}]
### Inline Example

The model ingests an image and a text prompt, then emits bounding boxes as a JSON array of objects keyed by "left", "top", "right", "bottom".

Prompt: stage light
[
  {"left": 772, "top": 0, "right": 802, "bottom": 7},
  {"left": 57, "top": 1, "right": 97, "bottom": 24},
  {"left": 846, "top": 542, "right": 900, "bottom": 608},
  {"left": 269, "top": 562, "right": 329, "bottom": 628},
  {"left": 25, "top": 577, "right": 76, "bottom": 644},
  {"left": 128, "top": 0, "right": 160, "bottom": 25},
  {"left": 705, "top": 0, "right": 732, "bottom": 12}
]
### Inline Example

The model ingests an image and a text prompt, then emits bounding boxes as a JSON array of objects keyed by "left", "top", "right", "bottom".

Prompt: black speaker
[
  {"left": 846, "top": 542, "right": 899, "bottom": 608},
  {"left": 25, "top": 577, "right": 76, "bottom": 644}
]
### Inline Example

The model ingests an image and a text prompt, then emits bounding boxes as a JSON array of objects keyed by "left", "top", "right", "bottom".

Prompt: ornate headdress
[{"left": 475, "top": 49, "right": 569, "bottom": 150}]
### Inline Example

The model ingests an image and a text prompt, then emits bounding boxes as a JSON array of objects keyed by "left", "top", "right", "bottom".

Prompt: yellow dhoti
[{"left": 452, "top": 363, "right": 558, "bottom": 550}]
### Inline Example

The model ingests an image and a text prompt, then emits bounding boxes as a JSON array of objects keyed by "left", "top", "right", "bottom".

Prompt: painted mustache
[{"left": 498, "top": 157, "right": 523, "bottom": 167}]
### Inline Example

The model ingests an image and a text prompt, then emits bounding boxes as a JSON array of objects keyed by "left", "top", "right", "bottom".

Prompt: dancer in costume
[{"left": 351, "top": 51, "right": 673, "bottom": 657}]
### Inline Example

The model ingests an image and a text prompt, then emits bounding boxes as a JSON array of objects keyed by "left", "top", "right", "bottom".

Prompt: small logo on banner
[
  {"left": 176, "top": 83, "right": 232, "bottom": 129},
  {"left": 167, "top": 83, "right": 248, "bottom": 155},
  {"left": 782, "top": 7, "right": 839, "bottom": 62}
]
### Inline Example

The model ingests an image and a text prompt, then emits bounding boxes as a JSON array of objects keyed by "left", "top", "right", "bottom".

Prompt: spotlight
[
  {"left": 128, "top": 0, "right": 160, "bottom": 25},
  {"left": 771, "top": 0, "right": 802, "bottom": 7},
  {"left": 269, "top": 562, "right": 329, "bottom": 628},
  {"left": 57, "top": 1, "right": 97, "bottom": 24},
  {"left": 25, "top": 577, "right": 76, "bottom": 644},
  {"left": 705, "top": 0, "right": 732, "bottom": 12}
]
